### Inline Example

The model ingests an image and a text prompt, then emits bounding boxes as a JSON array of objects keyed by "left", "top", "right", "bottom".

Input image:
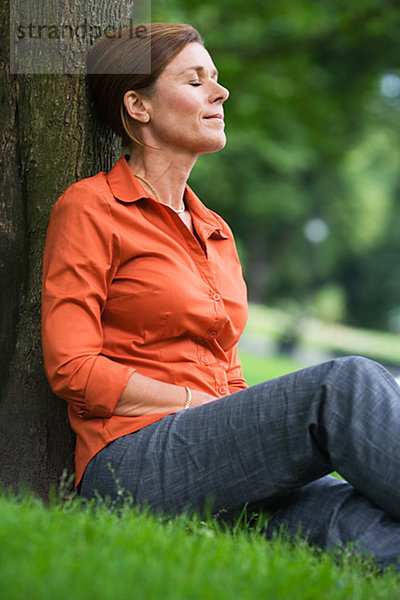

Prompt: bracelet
[{"left": 184, "top": 386, "right": 192, "bottom": 409}]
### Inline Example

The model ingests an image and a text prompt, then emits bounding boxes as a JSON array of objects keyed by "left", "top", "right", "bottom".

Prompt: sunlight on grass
[
  {"left": 1, "top": 494, "right": 399, "bottom": 600},
  {"left": 239, "top": 350, "right": 306, "bottom": 386}
]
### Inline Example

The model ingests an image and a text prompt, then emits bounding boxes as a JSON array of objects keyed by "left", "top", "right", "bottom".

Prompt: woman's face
[{"left": 144, "top": 42, "right": 229, "bottom": 157}]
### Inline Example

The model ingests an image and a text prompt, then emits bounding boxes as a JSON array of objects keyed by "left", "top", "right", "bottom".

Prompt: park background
[
  {"left": 167, "top": 0, "right": 400, "bottom": 334},
  {"left": 156, "top": 0, "right": 400, "bottom": 377},
  {"left": 3, "top": 1, "right": 400, "bottom": 597}
]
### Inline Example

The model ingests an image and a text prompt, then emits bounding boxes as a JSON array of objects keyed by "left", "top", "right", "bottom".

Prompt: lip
[{"left": 204, "top": 114, "right": 224, "bottom": 120}]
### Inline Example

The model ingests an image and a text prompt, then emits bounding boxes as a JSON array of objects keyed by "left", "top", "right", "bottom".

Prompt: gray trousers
[{"left": 79, "top": 356, "right": 400, "bottom": 569}]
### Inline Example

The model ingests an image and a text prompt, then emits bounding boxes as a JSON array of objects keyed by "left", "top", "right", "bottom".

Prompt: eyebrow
[{"left": 179, "top": 65, "right": 219, "bottom": 78}]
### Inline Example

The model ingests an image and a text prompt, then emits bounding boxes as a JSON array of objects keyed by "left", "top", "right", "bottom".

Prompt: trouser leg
[
  {"left": 80, "top": 356, "right": 400, "bottom": 530},
  {"left": 262, "top": 474, "right": 400, "bottom": 571}
]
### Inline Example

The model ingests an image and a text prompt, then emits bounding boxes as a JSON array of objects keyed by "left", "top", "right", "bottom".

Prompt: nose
[{"left": 211, "top": 81, "right": 229, "bottom": 103}]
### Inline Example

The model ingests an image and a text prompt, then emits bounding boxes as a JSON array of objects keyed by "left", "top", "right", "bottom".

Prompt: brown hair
[{"left": 87, "top": 23, "right": 203, "bottom": 147}]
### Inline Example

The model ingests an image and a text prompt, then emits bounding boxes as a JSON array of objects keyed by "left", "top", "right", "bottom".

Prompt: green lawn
[
  {"left": 239, "top": 350, "right": 307, "bottom": 386},
  {"left": 1, "top": 493, "right": 400, "bottom": 600},
  {"left": 2, "top": 351, "right": 400, "bottom": 599}
]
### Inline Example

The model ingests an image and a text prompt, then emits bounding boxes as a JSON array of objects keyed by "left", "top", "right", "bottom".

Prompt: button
[
  {"left": 213, "top": 293, "right": 221, "bottom": 301},
  {"left": 201, "top": 356, "right": 209, "bottom": 364},
  {"left": 218, "top": 386, "right": 227, "bottom": 395},
  {"left": 208, "top": 329, "right": 217, "bottom": 338}
]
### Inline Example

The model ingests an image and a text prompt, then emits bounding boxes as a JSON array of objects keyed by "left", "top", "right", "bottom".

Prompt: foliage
[
  {"left": 153, "top": 0, "right": 400, "bottom": 331},
  {"left": 1, "top": 491, "right": 400, "bottom": 600}
]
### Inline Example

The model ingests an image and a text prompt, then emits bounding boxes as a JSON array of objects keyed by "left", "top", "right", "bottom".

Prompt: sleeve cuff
[{"left": 85, "top": 356, "right": 135, "bottom": 417}]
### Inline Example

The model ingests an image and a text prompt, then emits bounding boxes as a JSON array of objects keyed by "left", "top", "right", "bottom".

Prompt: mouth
[{"left": 204, "top": 114, "right": 224, "bottom": 121}]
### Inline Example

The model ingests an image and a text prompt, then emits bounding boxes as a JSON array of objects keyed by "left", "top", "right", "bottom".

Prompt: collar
[{"left": 107, "top": 156, "right": 229, "bottom": 240}]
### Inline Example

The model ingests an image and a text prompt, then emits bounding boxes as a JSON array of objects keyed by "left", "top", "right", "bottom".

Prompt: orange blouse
[{"left": 41, "top": 155, "right": 249, "bottom": 485}]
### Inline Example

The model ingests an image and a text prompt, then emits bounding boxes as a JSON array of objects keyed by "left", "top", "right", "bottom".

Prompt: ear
[{"left": 123, "top": 90, "right": 150, "bottom": 123}]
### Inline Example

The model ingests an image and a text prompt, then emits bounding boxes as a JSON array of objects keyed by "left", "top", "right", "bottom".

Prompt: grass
[
  {"left": 239, "top": 349, "right": 306, "bottom": 386},
  {"left": 1, "top": 492, "right": 400, "bottom": 600},
  {"left": 2, "top": 351, "right": 400, "bottom": 599}
]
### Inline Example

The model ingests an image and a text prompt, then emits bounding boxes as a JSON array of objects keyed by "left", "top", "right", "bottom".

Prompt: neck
[{"left": 128, "top": 149, "right": 198, "bottom": 211}]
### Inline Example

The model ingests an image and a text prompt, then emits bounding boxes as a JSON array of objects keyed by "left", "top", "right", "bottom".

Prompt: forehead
[{"left": 161, "top": 42, "right": 218, "bottom": 78}]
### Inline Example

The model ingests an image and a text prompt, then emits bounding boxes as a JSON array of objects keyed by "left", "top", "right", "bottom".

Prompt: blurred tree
[{"left": 154, "top": 0, "right": 400, "bottom": 329}]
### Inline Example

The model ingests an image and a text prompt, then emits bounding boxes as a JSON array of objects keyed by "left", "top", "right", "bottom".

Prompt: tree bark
[{"left": 0, "top": 0, "right": 131, "bottom": 498}]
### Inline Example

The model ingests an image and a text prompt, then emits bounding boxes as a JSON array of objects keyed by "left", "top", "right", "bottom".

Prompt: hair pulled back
[{"left": 87, "top": 22, "right": 203, "bottom": 147}]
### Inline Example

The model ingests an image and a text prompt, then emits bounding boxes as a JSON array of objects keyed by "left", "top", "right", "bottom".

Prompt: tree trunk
[{"left": 0, "top": 0, "right": 133, "bottom": 498}]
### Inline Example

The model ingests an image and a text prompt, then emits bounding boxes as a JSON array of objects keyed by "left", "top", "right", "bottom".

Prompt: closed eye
[{"left": 189, "top": 82, "right": 202, "bottom": 86}]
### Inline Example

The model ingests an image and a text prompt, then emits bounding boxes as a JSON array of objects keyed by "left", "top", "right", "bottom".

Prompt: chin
[{"left": 199, "top": 134, "right": 227, "bottom": 154}]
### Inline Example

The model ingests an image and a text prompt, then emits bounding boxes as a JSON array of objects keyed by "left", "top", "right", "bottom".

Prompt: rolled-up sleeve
[{"left": 41, "top": 182, "right": 135, "bottom": 417}]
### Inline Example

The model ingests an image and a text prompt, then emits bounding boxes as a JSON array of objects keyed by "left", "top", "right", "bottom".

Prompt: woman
[{"left": 42, "top": 23, "right": 400, "bottom": 569}]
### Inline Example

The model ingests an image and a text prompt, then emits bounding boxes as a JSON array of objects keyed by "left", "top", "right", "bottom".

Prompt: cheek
[
  {"left": 159, "top": 90, "right": 201, "bottom": 121},
  {"left": 172, "top": 97, "right": 201, "bottom": 122},
  {"left": 153, "top": 101, "right": 202, "bottom": 142}
]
